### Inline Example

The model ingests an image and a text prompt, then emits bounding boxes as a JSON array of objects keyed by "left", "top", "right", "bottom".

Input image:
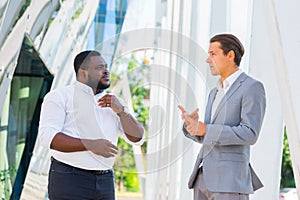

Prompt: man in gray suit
[{"left": 178, "top": 34, "right": 266, "bottom": 200}]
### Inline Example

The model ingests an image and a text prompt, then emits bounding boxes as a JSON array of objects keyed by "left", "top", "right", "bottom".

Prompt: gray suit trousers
[{"left": 194, "top": 168, "right": 249, "bottom": 200}]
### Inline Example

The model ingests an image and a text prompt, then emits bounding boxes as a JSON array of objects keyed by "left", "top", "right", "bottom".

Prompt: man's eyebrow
[{"left": 208, "top": 50, "right": 214, "bottom": 54}]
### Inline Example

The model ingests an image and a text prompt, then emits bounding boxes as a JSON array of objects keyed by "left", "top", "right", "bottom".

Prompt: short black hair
[
  {"left": 210, "top": 34, "right": 244, "bottom": 66},
  {"left": 73, "top": 50, "right": 101, "bottom": 75}
]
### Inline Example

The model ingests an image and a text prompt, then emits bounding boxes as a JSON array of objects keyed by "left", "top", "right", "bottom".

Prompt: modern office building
[
  {"left": 0, "top": 0, "right": 299, "bottom": 199},
  {"left": 0, "top": 0, "right": 129, "bottom": 199}
]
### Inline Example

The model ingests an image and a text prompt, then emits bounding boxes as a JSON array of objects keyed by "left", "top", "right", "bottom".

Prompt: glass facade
[
  {"left": 94, "top": 0, "right": 128, "bottom": 45},
  {"left": 0, "top": 35, "right": 53, "bottom": 199},
  {"left": 88, "top": 0, "right": 129, "bottom": 65},
  {"left": 0, "top": 1, "right": 131, "bottom": 199}
]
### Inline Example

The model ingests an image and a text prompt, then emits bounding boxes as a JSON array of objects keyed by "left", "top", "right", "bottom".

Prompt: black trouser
[{"left": 48, "top": 157, "right": 115, "bottom": 200}]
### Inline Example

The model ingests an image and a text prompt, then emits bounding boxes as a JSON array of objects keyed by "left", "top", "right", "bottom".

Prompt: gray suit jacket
[{"left": 183, "top": 72, "right": 266, "bottom": 194}]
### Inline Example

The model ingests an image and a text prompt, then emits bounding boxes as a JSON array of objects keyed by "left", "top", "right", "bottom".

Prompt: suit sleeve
[
  {"left": 182, "top": 125, "right": 204, "bottom": 143},
  {"left": 204, "top": 81, "right": 266, "bottom": 146}
]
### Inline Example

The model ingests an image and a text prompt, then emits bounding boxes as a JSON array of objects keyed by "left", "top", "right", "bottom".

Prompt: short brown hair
[{"left": 210, "top": 34, "right": 244, "bottom": 66}]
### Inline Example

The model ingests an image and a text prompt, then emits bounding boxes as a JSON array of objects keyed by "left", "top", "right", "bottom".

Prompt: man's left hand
[{"left": 98, "top": 94, "right": 123, "bottom": 113}]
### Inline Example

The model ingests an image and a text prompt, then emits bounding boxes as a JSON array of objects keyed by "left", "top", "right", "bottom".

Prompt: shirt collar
[
  {"left": 75, "top": 81, "right": 108, "bottom": 101},
  {"left": 225, "top": 68, "right": 242, "bottom": 88},
  {"left": 217, "top": 69, "right": 243, "bottom": 91},
  {"left": 75, "top": 81, "right": 94, "bottom": 96},
  {"left": 95, "top": 91, "right": 106, "bottom": 99}
]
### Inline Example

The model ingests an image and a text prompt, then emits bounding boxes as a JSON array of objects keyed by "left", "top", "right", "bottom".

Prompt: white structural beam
[
  {"left": 39, "top": 0, "right": 99, "bottom": 89},
  {"left": 260, "top": 0, "right": 300, "bottom": 198},
  {"left": 209, "top": 0, "right": 227, "bottom": 34},
  {"left": 0, "top": 0, "right": 26, "bottom": 46},
  {"left": 0, "top": 0, "right": 59, "bottom": 119},
  {"left": 139, "top": 0, "right": 212, "bottom": 198},
  {"left": 249, "top": 0, "right": 284, "bottom": 199},
  {"left": 273, "top": 2, "right": 300, "bottom": 195},
  {"left": 0, "top": 0, "right": 8, "bottom": 19},
  {"left": 0, "top": 0, "right": 59, "bottom": 69}
]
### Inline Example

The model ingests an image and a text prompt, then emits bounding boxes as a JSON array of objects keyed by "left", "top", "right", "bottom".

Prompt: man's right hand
[
  {"left": 50, "top": 133, "right": 118, "bottom": 158},
  {"left": 83, "top": 139, "right": 118, "bottom": 158}
]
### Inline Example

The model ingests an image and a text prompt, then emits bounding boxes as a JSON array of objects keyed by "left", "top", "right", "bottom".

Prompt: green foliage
[
  {"left": 46, "top": 3, "right": 61, "bottom": 30},
  {"left": 0, "top": 168, "right": 16, "bottom": 183},
  {"left": 113, "top": 53, "right": 150, "bottom": 192},
  {"left": 12, "top": 0, "right": 31, "bottom": 28},
  {"left": 123, "top": 170, "right": 140, "bottom": 192},
  {"left": 110, "top": 72, "right": 121, "bottom": 88},
  {"left": 132, "top": 86, "right": 149, "bottom": 126},
  {"left": 280, "top": 127, "right": 295, "bottom": 188},
  {"left": 127, "top": 54, "right": 149, "bottom": 155},
  {"left": 114, "top": 137, "right": 139, "bottom": 192},
  {"left": 115, "top": 138, "right": 137, "bottom": 170},
  {"left": 0, "top": 167, "right": 17, "bottom": 199},
  {"left": 18, "top": 0, "right": 32, "bottom": 20},
  {"left": 72, "top": 6, "right": 83, "bottom": 21},
  {"left": 128, "top": 54, "right": 139, "bottom": 71}
]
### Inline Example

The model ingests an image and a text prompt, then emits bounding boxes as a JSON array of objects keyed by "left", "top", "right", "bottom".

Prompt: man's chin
[
  {"left": 97, "top": 83, "right": 110, "bottom": 91},
  {"left": 210, "top": 70, "right": 219, "bottom": 76}
]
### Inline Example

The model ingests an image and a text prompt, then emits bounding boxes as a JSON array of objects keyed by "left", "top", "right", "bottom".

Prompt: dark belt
[{"left": 51, "top": 157, "right": 112, "bottom": 175}]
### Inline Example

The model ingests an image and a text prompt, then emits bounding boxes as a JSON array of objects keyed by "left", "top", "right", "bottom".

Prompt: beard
[
  {"left": 86, "top": 74, "right": 110, "bottom": 94},
  {"left": 96, "top": 81, "right": 110, "bottom": 93}
]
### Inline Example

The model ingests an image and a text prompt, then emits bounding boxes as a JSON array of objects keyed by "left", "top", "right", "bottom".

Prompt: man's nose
[
  {"left": 206, "top": 57, "right": 211, "bottom": 63},
  {"left": 102, "top": 67, "right": 109, "bottom": 73},
  {"left": 103, "top": 70, "right": 108, "bottom": 75}
]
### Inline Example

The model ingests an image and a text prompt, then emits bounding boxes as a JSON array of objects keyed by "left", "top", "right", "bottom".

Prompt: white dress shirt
[
  {"left": 222, "top": 68, "right": 243, "bottom": 94},
  {"left": 38, "top": 81, "right": 143, "bottom": 170},
  {"left": 211, "top": 69, "right": 243, "bottom": 119}
]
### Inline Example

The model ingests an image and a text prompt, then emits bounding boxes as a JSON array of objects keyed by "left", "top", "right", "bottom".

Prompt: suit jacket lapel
[
  {"left": 211, "top": 73, "right": 248, "bottom": 123},
  {"left": 205, "top": 88, "right": 218, "bottom": 124}
]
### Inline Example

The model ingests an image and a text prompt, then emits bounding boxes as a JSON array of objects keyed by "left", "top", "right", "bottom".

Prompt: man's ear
[
  {"left": 77, "top": 68, "right": 87, "bottom": 82},
  {"left": 227, "top": 50, "right": 235, "bottom": 62}
]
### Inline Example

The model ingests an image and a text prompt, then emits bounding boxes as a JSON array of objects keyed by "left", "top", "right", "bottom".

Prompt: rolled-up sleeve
[{"left": 38, "top": 91, "right": 66, "bottom": 148}]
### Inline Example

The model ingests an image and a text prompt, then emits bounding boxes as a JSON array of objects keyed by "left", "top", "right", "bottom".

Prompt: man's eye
[{"left": 97, "top": 66, "right": 106, "bottom": 70}]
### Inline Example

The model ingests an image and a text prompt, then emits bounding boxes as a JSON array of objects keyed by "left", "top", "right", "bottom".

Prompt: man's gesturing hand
[
  {"left": 178, "top": 105, "right": 199, "bottom": 126},
  {"left": 183, "top": 115, "right": 206, "bottom": 136},
  {"left": 98, "top": 94, "right": 124, "bottom": 113},
  {"left": 178, "top": 105, "right": 206, "bottom": 136},
  {"left": 83, "top": 139, "right": 118, "bottom": 158}
]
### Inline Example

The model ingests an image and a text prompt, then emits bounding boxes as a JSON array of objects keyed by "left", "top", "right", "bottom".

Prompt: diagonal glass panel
[{"left": 0, "top": 34, "right": 53, "bottom": 199}]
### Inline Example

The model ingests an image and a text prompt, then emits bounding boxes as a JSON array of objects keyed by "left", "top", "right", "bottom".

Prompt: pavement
[
  {"left": 116, "top": 192, "right": 143, "bottom": 200},
  {"left": 117, "top": 197, "right": 143, "bottom": 200}
]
